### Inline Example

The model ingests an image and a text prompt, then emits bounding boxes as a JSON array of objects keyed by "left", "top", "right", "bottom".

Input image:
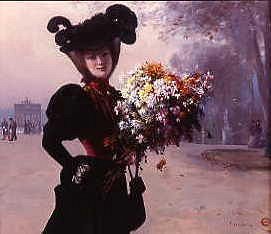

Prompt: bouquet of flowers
[{"left": 114, "top": 62, "right": 213, "bottom": 171}]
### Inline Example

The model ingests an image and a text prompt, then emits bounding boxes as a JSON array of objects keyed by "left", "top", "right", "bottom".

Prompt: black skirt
[{"left": 42, "top": 157, "right": 130, "bottom": 234}]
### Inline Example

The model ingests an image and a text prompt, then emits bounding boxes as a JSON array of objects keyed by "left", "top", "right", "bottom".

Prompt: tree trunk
[
  {"left": 244, "top": 6, "right": 267, "bottom": 124},
  {"left": 265, "top": 1, "right": 271, "bottom": 156},
  {"left": 250, "top": 31, "right": 268, "bottom": 122}
]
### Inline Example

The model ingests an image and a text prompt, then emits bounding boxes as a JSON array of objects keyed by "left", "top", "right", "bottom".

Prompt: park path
[{"left": 0, "top": 135, "right": 269, "bottom": 234}]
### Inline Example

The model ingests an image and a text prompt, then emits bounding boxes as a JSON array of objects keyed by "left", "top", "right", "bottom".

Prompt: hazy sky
[{"left": 0, "top": 1, "right": 175, "bottom": 110}]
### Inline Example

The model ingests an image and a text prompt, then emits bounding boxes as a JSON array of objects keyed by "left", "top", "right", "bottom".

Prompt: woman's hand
[
  {"left": 72, "top": 161, "right": 92, "bottom": 185},
  {"left": 61, "top": 156, "right": 92, "bottom": 185}
]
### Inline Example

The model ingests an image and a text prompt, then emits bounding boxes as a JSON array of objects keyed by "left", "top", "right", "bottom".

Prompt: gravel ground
[{"left": 0, "top": 135, "right": 269, "bottom": 234}]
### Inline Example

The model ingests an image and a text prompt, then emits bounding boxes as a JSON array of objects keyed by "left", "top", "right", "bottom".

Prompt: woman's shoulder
[
  {"left": 46, "top": 83, "right": 91, "bottom": 119},
  {"left": 54, "top": 83, "right": 85, "bottom": 96}
]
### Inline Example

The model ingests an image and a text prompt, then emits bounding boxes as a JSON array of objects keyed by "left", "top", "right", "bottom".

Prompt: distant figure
[
  {"left": 8, "top": 118, "right": 17, "bottom": 141},
  {"left": 24, "top": 120, "right": 27, "bottom": 134},
  {"left": 24, "top": 120, "right": 31, "bottom": 135},
  {"left": 1, "top": 118, "right": 8, "bottom": 140},
  {"left": 29, "top": 120, "right": 34, "bottom": 134},
  {"left": 248, "top": 119, "right": 265, "bottom": 148}
]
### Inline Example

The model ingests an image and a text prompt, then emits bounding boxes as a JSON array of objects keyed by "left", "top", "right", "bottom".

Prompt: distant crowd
[
  {"left": 23, "top": 119, "right": 42, "bottom": 135},
  {"left": 1, "top": 118, "right": 17, "bottom": 141},
  {"left": 0, "top": 118, "right": 42, "bottom": 141}
]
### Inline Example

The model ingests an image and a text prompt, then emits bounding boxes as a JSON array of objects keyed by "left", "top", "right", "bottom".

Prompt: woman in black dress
[{"left": 42, "top": 4, "right": 144, "bottom": 234}]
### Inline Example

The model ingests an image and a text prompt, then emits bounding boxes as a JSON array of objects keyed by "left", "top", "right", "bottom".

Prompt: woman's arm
[
  {"left": 42, "top": 83, "right": 94, "bottom": 168},
  {"left": 42, "top": 120, "right": 74, "bottom": 169}
]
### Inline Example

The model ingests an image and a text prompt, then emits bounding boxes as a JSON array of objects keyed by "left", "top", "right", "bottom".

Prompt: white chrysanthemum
[
  {"left": 197, "top": 88, "right": 204, "bottom": 96},
  {"left": 138, "top": 107, "right": 146, "bottom": 116},
  {"left": 146, "top": 94, "right": 156, "bottom": 108},
  {"left": 136, "top": 134, "right": 144, "bottom": 144},
  {"left": 118, "top": 121, "right": 126, "bottom": 130}
]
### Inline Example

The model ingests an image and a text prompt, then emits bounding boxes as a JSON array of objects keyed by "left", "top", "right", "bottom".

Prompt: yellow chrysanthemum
[
  {"left": 127, "top": 76, "right": 136, "bottom": 86},
  {"left": 138, "top": 82, "right": 153, "bottom": 101},
  {"left": 138, "top": 89, "right": 148, "bottom": 101},
  {"left": 143, "top": 82, "right": 153, "bottom": 94}
]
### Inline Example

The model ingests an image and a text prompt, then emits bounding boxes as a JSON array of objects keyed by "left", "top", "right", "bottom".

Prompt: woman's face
[{"left": 83, "top": 47, "right": 113, "bottom": 81}]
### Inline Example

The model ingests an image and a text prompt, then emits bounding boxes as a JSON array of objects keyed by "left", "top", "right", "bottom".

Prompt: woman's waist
[
  {"left": 73, "top": 155, "right": 118, "bottom": 170},
  {"left": 80, "top": 137, "right": 116, "bottom": 160},
  {"left": 71, "top": 155, "right": 124, "bottom": 182},
  {"left": 62, "top": 155, "right": 126, "bottom": 193}
]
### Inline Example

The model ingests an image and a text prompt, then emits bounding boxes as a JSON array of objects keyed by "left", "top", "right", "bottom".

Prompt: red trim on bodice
[
  {"left": 79, "top": 138, "right": 113, "bottom": 160},
  {"left": 79, "top": 80, "right": 118, "bottom": 160}
]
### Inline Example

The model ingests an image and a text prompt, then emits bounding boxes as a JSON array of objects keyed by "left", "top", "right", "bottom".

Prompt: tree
[
  {"left": 265, "top": 1, "right": 271, "bottom": 156},
  {"left": 76, "top": 1, "right": 269, "bottom": 144},
  {"left": 149, "top": 1, "right": 269, "bottom": 144}
]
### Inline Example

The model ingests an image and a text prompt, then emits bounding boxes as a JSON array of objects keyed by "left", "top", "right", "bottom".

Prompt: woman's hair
[{"left": 47, "top": 4, "right": 137, "bottom": 82}]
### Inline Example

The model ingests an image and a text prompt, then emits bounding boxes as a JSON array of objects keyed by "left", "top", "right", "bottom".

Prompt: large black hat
[{"left": 47, "top": 4, "right": 138, "bottom": 53}]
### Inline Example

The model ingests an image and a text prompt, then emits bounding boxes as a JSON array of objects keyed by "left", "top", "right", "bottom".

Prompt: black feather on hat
[{"left": 47, "top": 4, "right": 138, "bottom": 53}]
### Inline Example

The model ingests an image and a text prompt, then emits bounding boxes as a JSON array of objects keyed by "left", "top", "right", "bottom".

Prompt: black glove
[
  {"left": 71, "top": 161, "right": 92, "bottom": 185},
  {"left": 60, "top": 155, "right": 92, "bottom": 186}
]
